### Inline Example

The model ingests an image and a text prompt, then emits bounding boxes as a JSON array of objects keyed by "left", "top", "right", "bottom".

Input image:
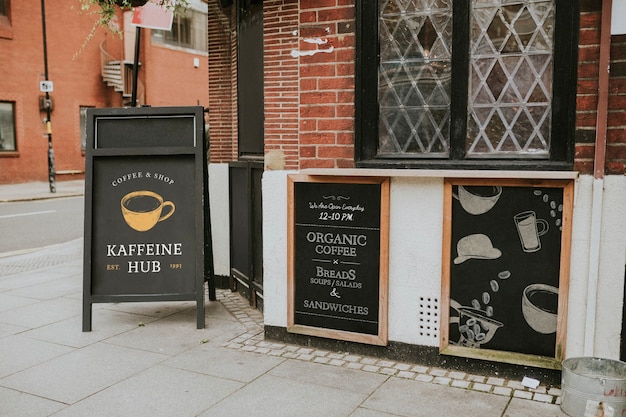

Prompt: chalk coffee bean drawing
[
  {"left": 121, "top": 190, "right": 175, "bottom": 232},
  {"left": 450, "top": 299, "right": 503, "bottom": 348}
]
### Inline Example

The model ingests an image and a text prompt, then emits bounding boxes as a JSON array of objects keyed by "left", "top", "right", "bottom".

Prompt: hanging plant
[
  {"left": 116, "top": 0, "right": 150, "bottom": 6},
  {"left": 75, "top": 0, "right": 189, "bottom": 57}
]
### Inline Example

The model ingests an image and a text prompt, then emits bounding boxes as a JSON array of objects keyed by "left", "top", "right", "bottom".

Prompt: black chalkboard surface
[
  {"left": 441, "top": 179, "right": 574, "bottom": 369},
  {"left": 287, "top": 175, "right": 389, "bottom": 346},
  {"left": 83, "top": 107, "right": 206, "bottom": 331}
]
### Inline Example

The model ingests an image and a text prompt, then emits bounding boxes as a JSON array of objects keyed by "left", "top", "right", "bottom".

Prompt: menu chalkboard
[
  {"left": 441, "top": 179, "right": 574, "bottom": 369},
  {"left": 287, "top": 175, "right": 389, "bottom": 346},
  {"left": 83, "top": 107, "right": 206, "bottom": 331}
]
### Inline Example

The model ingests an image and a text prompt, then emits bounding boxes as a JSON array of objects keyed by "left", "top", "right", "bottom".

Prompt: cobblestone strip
[{"left": 216, "top": 289, "right": 561, "bottom": 405}]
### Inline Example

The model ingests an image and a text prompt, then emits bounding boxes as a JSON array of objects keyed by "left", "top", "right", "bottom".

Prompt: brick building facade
[
  {"left": 0, "top": 0, "right": 209, "bottom": 184},
  {"left": 206, "top": 0, "right": 626, "bottom": 374},
  {"left": 209, "top": 1, "right": 625, "bottom": 175}
]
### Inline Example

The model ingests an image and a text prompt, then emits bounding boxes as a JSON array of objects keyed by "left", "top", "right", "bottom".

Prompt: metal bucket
[{"left": 560, "top": 357, "right": 626, "bottom": 417}]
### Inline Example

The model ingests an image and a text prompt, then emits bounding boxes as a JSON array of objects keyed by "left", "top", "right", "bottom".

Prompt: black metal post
[
  {"left": 131, "top": 26, "right": 141, "bottom": 107},
  {"left": 41, "top": 0, "right": 56, "bottom": 193}
]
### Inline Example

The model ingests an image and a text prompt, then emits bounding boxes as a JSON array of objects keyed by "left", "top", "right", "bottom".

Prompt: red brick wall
[
  {"left": 264, "top": 0, "right": 299, "bottom": 170},
  {"left": 1, "top": 1, "right": 210, "bottom": 184},
  {"left": 576, "top": 0, "right": 626, "bottom": 175},
  {"left": 143, "top": 38, "right": 209, "bottom": 109},
  {"left": 607, "top": 35, "right": 626, "bottom": 174},
  {"left": 0, "top": 0, "right": 118, "bottom": 183},
  {"left": 297, "top": 0, "right": 355, "bottom": 169},
  {"left": 207, "top": 3, "right": 237, "bottom": 163},
  {"left": 207, "top": 1, "right": 624, "bottom": 174}
]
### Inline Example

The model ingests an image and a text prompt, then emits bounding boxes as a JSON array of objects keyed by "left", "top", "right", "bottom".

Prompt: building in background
[{"left": 0, "top": 0, "right": 208, "bottom": 184}]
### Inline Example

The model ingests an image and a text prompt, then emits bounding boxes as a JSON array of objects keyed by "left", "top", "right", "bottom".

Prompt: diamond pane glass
[
  {"left": 378, "top": 0, "right": 452, "bottom": 157},
  {"left": 468, "top": 0, "right": 554, "bottom": 158}
]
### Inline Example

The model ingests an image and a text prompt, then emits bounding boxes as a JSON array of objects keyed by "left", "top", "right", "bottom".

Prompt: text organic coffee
[{"left": 288, "top": 176, "right": 389, "bottom": 345}]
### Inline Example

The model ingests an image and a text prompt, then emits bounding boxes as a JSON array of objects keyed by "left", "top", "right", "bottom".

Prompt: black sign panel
[
  {"left": 288, "top": 175, "right": 389, "bottom": 346},
  {"left": 91, "top": 156, "right": 196, "bottom": 295},
  {"left": 442, "top": 179, "right": 574, "bottom": 368},
  {"left": 83, "top": 107, "right": 206, "bottom": 331}
]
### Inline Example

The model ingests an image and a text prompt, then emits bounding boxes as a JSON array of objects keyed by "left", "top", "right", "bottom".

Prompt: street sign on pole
[{"left": 39, "top": 81, "right": 54, "bottom": 93}]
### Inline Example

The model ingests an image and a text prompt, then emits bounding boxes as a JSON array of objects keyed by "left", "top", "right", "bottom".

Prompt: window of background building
[
  {"left": 80, "top": 106, "right": 93, "bottom": 152},
  {"left": 0, "top": 0, "right": 10, "bottom": 26},
  {"left": 355, "top": 0, "right": 579, "bottom": 170},
  {"left": 151, "top": 3, "right": 207, "bottom": 53},
  {"left": 0, "top": 102, "right": 16, "bottom": 151},
  {"left": 0, "top": 0, "right": 12, "bottom": 39}
]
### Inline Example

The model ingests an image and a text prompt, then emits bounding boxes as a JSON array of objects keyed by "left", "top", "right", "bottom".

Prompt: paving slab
[
  {"left": 504, "top": 397, "right": 568, "bottom": 417},
  {"left": 103, "top": 311, "right": 224, "bottom": 356},
  {"left": 164, "top": 346, "right": 285, "bottom": 383},
  {"left": 361, "top": 377, "right": 510, "bottom": 417},
  {"left": 0, "top": 296, "right": 82, "bottom": 328},
  {"left": 6, "top": 275, "right": 81, "bottom": 300},
  {"left": 200, "top": 372, "right": 369, "bottom": 417},
  {"left": 0, "top": 335, "right": 74, "bottom": 378},
  {"left": 0, "top": 343, "right": 168, "bottom": 404},
  {"left": 268, "top": 359, "right": 388, "bottom": 395},
  {"left": 50, "top": 365, "right": 243, "bottom": 417},
  {"left": 20, "top": 308, "right": 164, "bottom": 349},
  {"left": 0, "top": 386, "right": 66, "bottom": 417}
]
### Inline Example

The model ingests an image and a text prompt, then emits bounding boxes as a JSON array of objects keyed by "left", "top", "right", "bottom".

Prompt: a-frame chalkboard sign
[{"left": 83, "top": 106, "right": 206, "bottom": 331}]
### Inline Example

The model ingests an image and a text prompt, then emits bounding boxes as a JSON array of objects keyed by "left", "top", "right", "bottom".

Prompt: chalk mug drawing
[
  {"left": 453, "top": 185, "right": 502, "bottom": 215},
  {"left": 521, "top": 284, "right": 558, "bottom": 334},
  {"left": 514, "top": 210, "right": 549, "bottom": 252},
  {"left": 121, "top": 190, "right": 175, "bottom": 232}
]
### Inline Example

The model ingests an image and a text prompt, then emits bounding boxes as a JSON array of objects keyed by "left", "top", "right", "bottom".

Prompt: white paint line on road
[{"left": 0, "top": 210, "right": 56, "bottom": 219}]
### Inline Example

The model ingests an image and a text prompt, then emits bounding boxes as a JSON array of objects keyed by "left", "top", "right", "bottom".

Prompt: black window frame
[
  {"left": 0, "top": 101, "right": 17, "bottom": 152},
  {"left": 355, "top": 0, "right": 579, "bottom": 171}
]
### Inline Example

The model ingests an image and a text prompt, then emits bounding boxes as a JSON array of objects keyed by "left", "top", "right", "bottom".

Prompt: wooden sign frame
[
  {"left": 440, "top": 178, "right": 574, "bottom": 369},
  {"left": 287, "top": 175, "right": 390, "bottom": 346},
  {"left": 82, "top": 106, "right": 206, "bottom": 331}
]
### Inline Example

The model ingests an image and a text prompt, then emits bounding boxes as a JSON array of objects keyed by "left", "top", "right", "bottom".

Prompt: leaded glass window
[
  {"left": 358, "top": 0, "right": 577, "bottom": 169},
  {"left": 379, "top": 0, "right": 452, "bottom": 157},
  {"left": 468, "top": 1, "right": 554, "bottom": 158}
]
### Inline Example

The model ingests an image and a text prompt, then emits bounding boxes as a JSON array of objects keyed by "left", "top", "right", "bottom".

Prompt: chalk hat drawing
[{"left": 454, "top": 234, "right": 502, "bottom": 264}]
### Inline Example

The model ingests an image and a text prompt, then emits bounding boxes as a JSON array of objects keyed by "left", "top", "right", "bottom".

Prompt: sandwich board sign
[{"left": 82, "top": 106, "right": 206, "bottom": 331}]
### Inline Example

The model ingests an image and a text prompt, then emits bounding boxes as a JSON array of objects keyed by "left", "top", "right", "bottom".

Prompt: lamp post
[{"left": 41, "top": 0, "right": 56, "bottom": 193}]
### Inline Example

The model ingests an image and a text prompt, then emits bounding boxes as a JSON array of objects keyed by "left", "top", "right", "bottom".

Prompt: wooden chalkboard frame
[
  {"left": 287, "top": 175, "right": 390, "bottom": 346},
  {"left": 82, "top": 106, "right": 206, "bottom": 331},
  {"left": 440, "top": 178, "right": 574, "bottom": 369}
]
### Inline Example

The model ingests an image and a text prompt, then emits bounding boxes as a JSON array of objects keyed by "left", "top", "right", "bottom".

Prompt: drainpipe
[{"left": 583, "top": 0, "right": 611, "bottom": 356}]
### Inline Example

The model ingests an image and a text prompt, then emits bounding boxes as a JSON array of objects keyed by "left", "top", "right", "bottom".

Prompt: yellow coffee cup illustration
[{"left": 121, "top": 190, "right": 175, "bottom": 232}]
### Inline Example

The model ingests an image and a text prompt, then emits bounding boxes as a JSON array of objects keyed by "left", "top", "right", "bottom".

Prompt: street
[{"left": 0, "top": 196, "right": 84, "bottom": 254}]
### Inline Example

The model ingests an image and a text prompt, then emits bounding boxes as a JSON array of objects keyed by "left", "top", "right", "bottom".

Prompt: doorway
[{"left": 229, "top": 0, "right": 264, "bottom": 310}]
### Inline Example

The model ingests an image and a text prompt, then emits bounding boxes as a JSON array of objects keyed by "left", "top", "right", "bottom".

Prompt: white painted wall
[
  {"left": 208, "top": 163, "right": 230, "bottom": 277},
  {"left": 262, "top": 170, "right": 626, "bottom": 360}
]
